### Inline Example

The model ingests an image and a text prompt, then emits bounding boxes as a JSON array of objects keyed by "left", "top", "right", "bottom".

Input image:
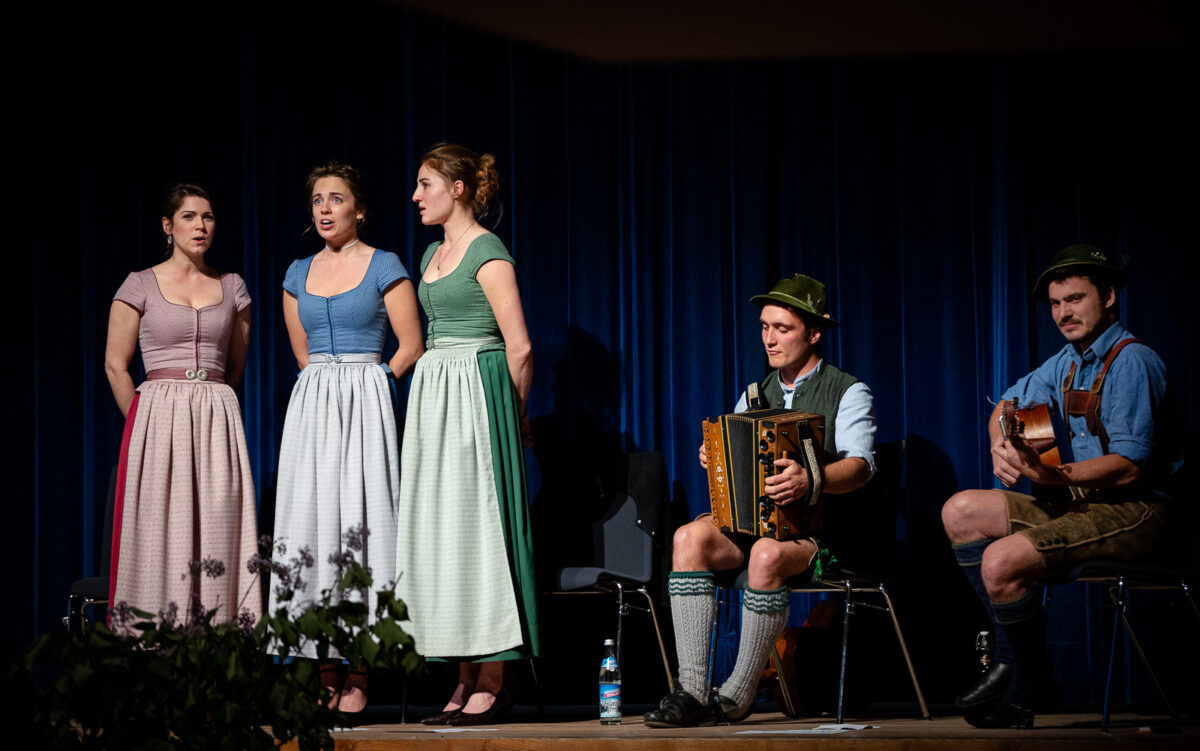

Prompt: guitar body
[{"left": 999, "top": 402, "right": 1061, "bottom": 466}]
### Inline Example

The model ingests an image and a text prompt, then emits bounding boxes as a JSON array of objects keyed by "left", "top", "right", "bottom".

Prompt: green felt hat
[
  {"left": 750, "top": 274, "right": 840, "bottom": 327},
  {"left": 1032, "top": 244, "right": 1128, "bottom": 301}
]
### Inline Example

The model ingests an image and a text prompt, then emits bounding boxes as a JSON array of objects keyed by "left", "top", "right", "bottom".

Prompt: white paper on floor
[{"left": 736, "top": 723, "right": 875, "bottom": 735}]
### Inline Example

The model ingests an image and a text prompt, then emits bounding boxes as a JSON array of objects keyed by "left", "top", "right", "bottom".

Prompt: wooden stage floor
[{"left": 303, "top": 704, "right": 1199, "bottom": 750}]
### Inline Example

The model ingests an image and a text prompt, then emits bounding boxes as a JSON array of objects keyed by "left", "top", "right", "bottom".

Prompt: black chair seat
[
  {"left": 1065, "top": 557, "right": 1199, "bottom": 583},
  {"left": 557, "top": 567, "right": 647, "bottom": 592},
  {"left": 71, "top": 576, "right": 109, "bottom": 601}
]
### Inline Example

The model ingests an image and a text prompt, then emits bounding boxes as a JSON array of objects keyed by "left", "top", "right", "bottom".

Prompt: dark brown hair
[
  {"left": 161, "top": 184, "right": 213, "bottom": 253},
  {"left": 420, "top": 142, "right": 500, "bottom": 222},
  {"left": 305, "top": 162, "right": 368, "bottom": 226},
  {"left": 1047, "top": 268, "right": 1121, "bottom": 317},
  {"left": 162, "top": 183, "right": 212, "bottom": 220}
]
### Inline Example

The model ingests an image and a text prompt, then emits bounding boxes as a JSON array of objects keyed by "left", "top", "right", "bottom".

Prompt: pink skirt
[{"left": 109, "top": 379, "right": 261, "bottom": 627}]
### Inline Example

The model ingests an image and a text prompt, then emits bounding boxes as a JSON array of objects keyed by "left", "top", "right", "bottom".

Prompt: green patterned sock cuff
[
  {"left": 668, "top": 571, "right": 716, "bottom": 597},
  {"left": 744, "top": 586, "right": 790, "bottom": 614}
]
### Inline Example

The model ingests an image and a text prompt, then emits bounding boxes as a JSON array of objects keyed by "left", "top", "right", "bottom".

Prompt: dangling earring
[{"left": 167, "top": 235, "right": 174, "bottom": 248}]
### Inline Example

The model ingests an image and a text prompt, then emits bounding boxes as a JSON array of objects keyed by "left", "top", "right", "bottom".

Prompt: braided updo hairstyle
[{"left": 419, "top": 142, "right": 501, "bottom": 224}]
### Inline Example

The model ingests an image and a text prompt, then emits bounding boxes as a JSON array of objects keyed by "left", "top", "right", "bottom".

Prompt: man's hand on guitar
[
  {"left": 990, "top": 430, "right": 1024, "bottom": 487},
  {"left": 765, "top": 457, "right": 809, "bottom": 505},
  {"left": 993, "top": 431, "right": 1061, "bottom": 487},
  {"left": 698, "top": 443, "right": 708, "bottom": 470}
]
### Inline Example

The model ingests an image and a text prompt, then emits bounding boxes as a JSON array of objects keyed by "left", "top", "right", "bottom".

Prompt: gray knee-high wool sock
[
  {"left": 719, "top": 586, "right": 790, "bottom": 714},
  {"left": 668, "top": 571, "right": 717, "bottom": 703}
]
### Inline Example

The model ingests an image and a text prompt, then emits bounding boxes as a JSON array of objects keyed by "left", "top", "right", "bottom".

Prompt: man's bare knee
[
  {"left": 672, "top": 520, "right": 730, "bottom": 572},
  {"left": 746, "top": 539, "right": 814, "bottom": 590},
  {"left": 747, "top": 543, "right": 785, "bottom": 580},
  {"left": 942, "top": 490, "right": 1008, "bottom": 543}
]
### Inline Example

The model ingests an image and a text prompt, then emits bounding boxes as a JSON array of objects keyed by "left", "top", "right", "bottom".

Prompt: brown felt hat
[
  {"left": 750, "top": 274, "right": 840, "bottom": 327},
  {"left": 1032, "top": 244, "right": 1128, "bottom": 301}
]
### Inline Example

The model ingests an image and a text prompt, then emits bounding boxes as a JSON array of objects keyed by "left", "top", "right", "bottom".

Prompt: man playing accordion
[{"left": 645, "top": 274, "right": 876, "bottom": 727}]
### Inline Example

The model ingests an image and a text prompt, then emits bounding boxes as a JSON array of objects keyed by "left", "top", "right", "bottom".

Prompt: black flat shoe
[
  {"left": 955, "top": 663, "right": 1014, "bottom": 708},
  {"left": 711, "top": 692, "right": 753, "bottom": 724},
  {"left": 965, "top": 698, "right": 1034, "bottom": 729},
  {"left": 420, "top": 708, "right": 463, "bottom": 725},
  {"left": 643, "top": 688, "right": 715, "bottom": 728},
  {"left": 447, "top": 689, "right": 515, "bottom": 726}
]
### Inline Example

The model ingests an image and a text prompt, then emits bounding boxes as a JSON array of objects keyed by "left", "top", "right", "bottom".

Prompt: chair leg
[
  {"left": 1182, "top": 580, "right": 1199, "bottom": 622},
  {"left": 400, "top": 672, "right": 408, "bottom": 724},
  {"left": 769, "top": 645, "right": 797, "bottom": 717},
  {"left": 635, "top": 587, "right": 677, "bottom": 694},
  {"left": 1105, "top": 578, "right": 1177, "bottom": 723},
  {"left": 67, "top": 594, "right": 86, "bottom": 634},
  {"left": 876, "top": 584, "right": 931, "bottom": 720},
  {"left": 1102, "top": 579, "right": 1124, "bottom": 731},
  {"left": 528, "top": 658, "right": 546, "bottom": 720},
  {"left": 614, "top": 581, "right": 627, "bottom": 667},
  {"left": 707, "top": 587, "right": 723, "bottom": 696},
  {"left": 836, "top": 581, "right": 852, "bottom": 724}
]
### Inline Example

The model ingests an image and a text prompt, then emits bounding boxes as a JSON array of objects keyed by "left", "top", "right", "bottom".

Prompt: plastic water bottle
[{"left": 599, "top": 638, "right": 622, "bottom": 725}]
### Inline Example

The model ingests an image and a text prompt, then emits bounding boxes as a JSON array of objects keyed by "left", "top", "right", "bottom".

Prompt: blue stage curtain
[{"left": 22, "top": 2, "right": 1194, "bottom": 705}]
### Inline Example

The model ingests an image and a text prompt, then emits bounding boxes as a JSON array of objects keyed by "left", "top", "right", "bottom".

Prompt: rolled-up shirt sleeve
[
  {"left": 834, "top": 382, "right": 876, "bottom": 477},
  {"left": 734, "top": 379, "right": 876, "bottom": 476},
  {"left": 1096, "top": 346, "right": 1165, "bottom": 465}
]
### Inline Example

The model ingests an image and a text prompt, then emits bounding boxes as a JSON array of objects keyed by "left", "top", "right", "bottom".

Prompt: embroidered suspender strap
[{"left": 1059, "top": 337, "right": 1142, "bottom": 454}]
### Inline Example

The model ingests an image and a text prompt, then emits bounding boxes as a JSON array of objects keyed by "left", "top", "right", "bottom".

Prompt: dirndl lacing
[{"left": 308, "top": 352, "right": 381, "bottom": 364}]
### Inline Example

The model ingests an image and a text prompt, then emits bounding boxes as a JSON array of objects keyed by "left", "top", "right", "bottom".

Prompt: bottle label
[{"left": 600, "top": 683, "right": 622, "bottom": 718}]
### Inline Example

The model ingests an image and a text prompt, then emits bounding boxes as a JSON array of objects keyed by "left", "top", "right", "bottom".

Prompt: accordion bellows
[{"left": 702, "top": 409, "right": 826, "bottom": 541}]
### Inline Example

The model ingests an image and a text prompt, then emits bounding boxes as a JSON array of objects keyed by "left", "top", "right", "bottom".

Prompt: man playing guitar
[{"left": 941, "top": 245, "right": 1182, "bottom": 728}]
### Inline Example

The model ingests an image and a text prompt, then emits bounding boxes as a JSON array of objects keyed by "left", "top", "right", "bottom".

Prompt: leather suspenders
[{"left": 1059, "top": 338, "right": 1141, "bottom": 455}]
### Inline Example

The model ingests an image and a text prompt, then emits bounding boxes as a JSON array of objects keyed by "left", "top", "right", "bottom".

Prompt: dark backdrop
[{"left": 19, "top": 1, "right": 1196, "bottom": 709}]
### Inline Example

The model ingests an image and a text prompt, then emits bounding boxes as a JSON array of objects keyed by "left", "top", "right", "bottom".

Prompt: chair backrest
[
  {"left": 596, "top": 492, "right": 653, "bottom": 581},
  {"left": 592, "top": 451, "right": 668, "bottom": 582}
]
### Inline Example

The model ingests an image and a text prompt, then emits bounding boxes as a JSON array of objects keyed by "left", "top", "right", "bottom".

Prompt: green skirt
[{"left": 395, "top": 337, "right": 540, "bottom": 661}]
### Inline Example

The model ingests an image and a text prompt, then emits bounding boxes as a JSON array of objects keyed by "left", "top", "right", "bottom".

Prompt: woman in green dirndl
[{"left": 397, "top": 142, "right": 539, "bottom": 726}]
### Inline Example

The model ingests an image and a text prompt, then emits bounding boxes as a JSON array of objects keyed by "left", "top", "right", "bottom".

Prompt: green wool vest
[{"left": 760, "top": 362, "right": 859, "bottom": 462}]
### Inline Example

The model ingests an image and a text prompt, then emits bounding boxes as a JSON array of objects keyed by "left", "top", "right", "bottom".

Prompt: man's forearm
[{"left": 824, "top": 456, "right": 872, "bottom": 494}]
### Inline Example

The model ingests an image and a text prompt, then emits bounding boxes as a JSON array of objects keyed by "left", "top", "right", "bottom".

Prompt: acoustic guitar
[{"left": 997, "top": 400, "right": 1061, "bottom": 466}]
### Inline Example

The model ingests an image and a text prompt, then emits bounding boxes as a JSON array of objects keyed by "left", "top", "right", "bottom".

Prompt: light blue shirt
[
  {"left": 1001, "top": 321, "right": 1179, "bottom": 497},
  {"left": 734, "top": 360, "right": 877, "bottom": 476}
]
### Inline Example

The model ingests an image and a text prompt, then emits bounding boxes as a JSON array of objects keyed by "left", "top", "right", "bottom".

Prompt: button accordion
[{"left": 702, "top": 409, "right": 826, "bottom": 540}]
